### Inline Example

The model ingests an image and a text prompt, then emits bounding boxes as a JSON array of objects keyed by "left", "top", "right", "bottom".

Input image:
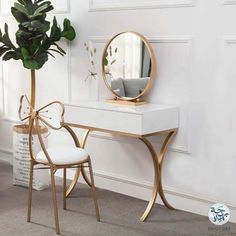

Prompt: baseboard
[
  {"left": 61, "top": 168, "right": 236, "bottom": 223},
  {"left": 0, "top": 148, "right": 13, "bottom": 165}
]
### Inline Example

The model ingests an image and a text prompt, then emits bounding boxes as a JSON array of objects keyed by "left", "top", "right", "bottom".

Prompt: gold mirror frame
[{"left": 102, "top": 31, "right": 156, "bottom": 103}]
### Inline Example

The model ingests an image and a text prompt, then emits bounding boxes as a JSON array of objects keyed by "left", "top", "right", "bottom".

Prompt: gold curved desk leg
[
  {"left": 159, "top": 177, "right": 175, "bottom": 210},
  {"left": 139, "top": 137, "right": 160, "bottom": 222},
  {"left": 139, "top": 130, "right": 176, "bottom": 222},
  {"left": 159, "top": 131, "right": 176, "bottom": 210},
  {"left": 66, "top": 129, "right": 91, "bottom": 197}
]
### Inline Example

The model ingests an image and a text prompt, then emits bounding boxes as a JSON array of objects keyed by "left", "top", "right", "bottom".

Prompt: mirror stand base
[{"left": 106, "top": 99, "right": 147, "bottom": 107}]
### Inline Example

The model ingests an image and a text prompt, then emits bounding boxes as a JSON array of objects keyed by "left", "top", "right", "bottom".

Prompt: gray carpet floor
[{"left": 0, "top": 161, "right": 236, "bottom": 236}]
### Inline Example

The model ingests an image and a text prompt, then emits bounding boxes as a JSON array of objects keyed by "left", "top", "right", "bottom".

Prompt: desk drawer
[
  {"left": 65, "top": 105, "right": 142, "bottom": 134},
  {"left": 64, "top": 103, "right": 179, "bottom": 135}
]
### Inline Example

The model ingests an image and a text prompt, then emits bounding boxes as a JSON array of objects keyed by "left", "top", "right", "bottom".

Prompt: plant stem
[{"left": 30, "top": 69, "right": 36, "bottom": 110}]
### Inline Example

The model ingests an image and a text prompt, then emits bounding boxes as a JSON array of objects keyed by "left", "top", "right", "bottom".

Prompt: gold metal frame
[
  {"left": 64, "top": 121, "right": 177, "bottom": 222},
  {"left": 102, "top": 31, "right": 156, "bottom": 102},
  {"left": 18, "top": 96, "right": 100, "bottom": 235}
]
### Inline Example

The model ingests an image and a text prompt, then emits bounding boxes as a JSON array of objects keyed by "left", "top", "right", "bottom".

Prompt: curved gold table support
[
  {"left": 65, "top": 126, "right": 177, "bottom": 221},
  {"left": 139, "top": 131, "right": 176, "bottom": 222},
  {"left": 138, "top": 136, "right": 160, "bottom": 222}
]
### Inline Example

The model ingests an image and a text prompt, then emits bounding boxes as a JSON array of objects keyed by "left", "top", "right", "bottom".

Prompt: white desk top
[
  {"left": 65, "top": 101, "right": 178, "bottom": 115},
  {"left": 64, "top": 101, "right": 179, "bottom": 136}
]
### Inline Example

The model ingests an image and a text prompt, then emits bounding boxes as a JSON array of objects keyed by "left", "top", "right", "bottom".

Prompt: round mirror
[{"left": 102, "top": 31, "right": 156, "bottom": 102}]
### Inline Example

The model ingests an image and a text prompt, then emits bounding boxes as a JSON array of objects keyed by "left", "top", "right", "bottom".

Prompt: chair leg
[
  {"left": 63, "top": 168, "right": 67, "bottom": 210},
  {"left": 88, "top": 159, "right": 100, "bottom": 222},
  {"left": 50, "top": 167, "right": 60, "bottom": 234},
  {"left": 27, "top": 161, "right": 34, "bottom": 222}
]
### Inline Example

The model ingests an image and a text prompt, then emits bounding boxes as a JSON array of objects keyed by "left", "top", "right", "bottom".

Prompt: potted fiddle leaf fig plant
[
  {"left": 0, "top": 0, "right": 76, "bottom": 108},
  {"left": 0, "top": 0, "right": 76, "bottom": 190}
]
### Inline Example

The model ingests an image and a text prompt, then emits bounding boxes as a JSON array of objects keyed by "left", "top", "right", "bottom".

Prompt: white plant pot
[{"left": 13, "top": 125, "right": 50, "bottom": 190}]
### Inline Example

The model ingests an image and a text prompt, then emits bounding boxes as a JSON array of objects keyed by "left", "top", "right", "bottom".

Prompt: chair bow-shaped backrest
[{"left": 18, "top": 95, "right": 65, "bottom": 165}]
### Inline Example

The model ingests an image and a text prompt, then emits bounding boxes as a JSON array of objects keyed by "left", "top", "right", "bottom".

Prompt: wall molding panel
[
  {"left": 89, "top": 35, "right": 193, "bottom": 44},
  {"left": 223, "top": 0, "right": 236, "bottom": 5},
  {"left": 224, "top": 36, "right": 236, "bottom": 44},
  {"left": 67, "top": 43, "right": 73, "bottom": 104},
  {"left": 90, "top": 132, "right": 190, "bottom": 154},
  {"left": 89, "top": 0, "right": 194, "bottom": 12}
]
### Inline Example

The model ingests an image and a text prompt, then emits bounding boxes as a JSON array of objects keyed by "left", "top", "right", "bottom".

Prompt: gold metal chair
[{"left": 18, "top": 95, "right": 100, "bottom": 234}]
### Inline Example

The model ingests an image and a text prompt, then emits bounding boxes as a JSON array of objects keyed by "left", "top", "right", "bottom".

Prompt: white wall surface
[{"left": 1, "top": 0, "right": 236, "bottom": 222}]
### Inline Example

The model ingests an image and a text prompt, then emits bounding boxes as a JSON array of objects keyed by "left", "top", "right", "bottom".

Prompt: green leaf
[
  {"left": 40, "top": 5, "right": 54, "bottom": 13},
  {"left": 50, "top": 17, "right": 61, "bottom": 42},
  {"left": 38, "top": 1, "right": 51, "bottom": 7},
  {"left": 21, "top": 47, "right": 48, "bottom": 69},
  {"left": 34, "top": 13, "right": 46, "bottom": 21},
  {"left": 35, "top": 0, "right": 47, "bottom": 4},
  {"left": 17, "top": 0, "right": 26, "bottom": 5},
  {"left": 18, "top": 0, "right": 32, "bottom": 5},
  {"left": 14, "top": 2, "right": 29, "bottom": 16},
  {"left": 15, "top": 48, "right": 23, "bottom": 59},
  {"left": 0, "top": 29, "right": 2, "bottom": 42},
  {"left": 16, "top": 29, "right": 32, "bottom": 39},
  {"left": 21, "top": 20, "right": 50, "bottom": 33},
  {"left": 33, "top": 2, "right": 50, "bottom": 17},
  {"left": 2, "top": 51, "right": 19, "bottom": 61},
  {"left": 29, "top": 34, "right": 43, "bottom": 40},
  {"left": 42, "top": 36, "right": 51, "bottom": 50},
  {"left": 53, "top": 42, "right": 66, "bottom": 55},
  {"left": 35, "top": 51, "right": 48, "bottom": 68},
  {"left": 45, "top": 50, "right": 55, "bottom": 58},
  {"left": 21, "top": 47, "right": 30, "bottom": 59},
  {"left": 17, "top": 0, "right": 25, "bottom": 4},
  {"left": 16, "top": 29, "right": 32, "bottom": 47},
  {"left": 25, "top": 2, "right": 36, "bottom": 15},
  {"left": 38, "top": 1, "right": 53, "bottom": 11},
  {"left": 0, "top": 47, "right": 10, "bottom": 57},
  {"left": 11, "top": 7, "right": 29, "bottom": 23},
  {"left": 48, "top": 48, "right": 64, "bottom": 56},
  {"left": 61, "top": 18, "right": 76, "bottom": 41},
  {"left": 23, "top": 59, "right": 39, "bottom": 69},
  {"left": 2, "top": 24, "right": 16, "bottom": 49},
  {"left": 28, "top": 41, "right": 40, "bottom": 54}
]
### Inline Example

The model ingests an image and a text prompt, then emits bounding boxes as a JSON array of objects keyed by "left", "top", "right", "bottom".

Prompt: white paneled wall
[
  {"left": 88, "top": 0, "right": 194, "bottom": 11},
  {"left": 0, "top": 0, "right": 236, "bottom": 222}
]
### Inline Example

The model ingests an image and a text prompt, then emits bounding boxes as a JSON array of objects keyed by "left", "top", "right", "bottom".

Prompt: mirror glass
[{"left": 102, "top": 32, "right": 154, "bottom": 100}]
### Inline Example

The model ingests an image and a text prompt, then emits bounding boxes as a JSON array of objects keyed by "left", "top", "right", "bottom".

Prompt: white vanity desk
[{"left": 63, "top": 101, "right": 179, "bottom": 221}]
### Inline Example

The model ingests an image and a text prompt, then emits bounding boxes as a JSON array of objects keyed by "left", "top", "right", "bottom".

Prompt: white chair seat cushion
[{"left": 36, "top": 147, "right": 89, "bottom": 165}]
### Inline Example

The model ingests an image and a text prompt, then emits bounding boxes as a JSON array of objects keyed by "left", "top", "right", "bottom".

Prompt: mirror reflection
[{"left": 103, "top": 32, "right": 152, "bottom": 99}]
